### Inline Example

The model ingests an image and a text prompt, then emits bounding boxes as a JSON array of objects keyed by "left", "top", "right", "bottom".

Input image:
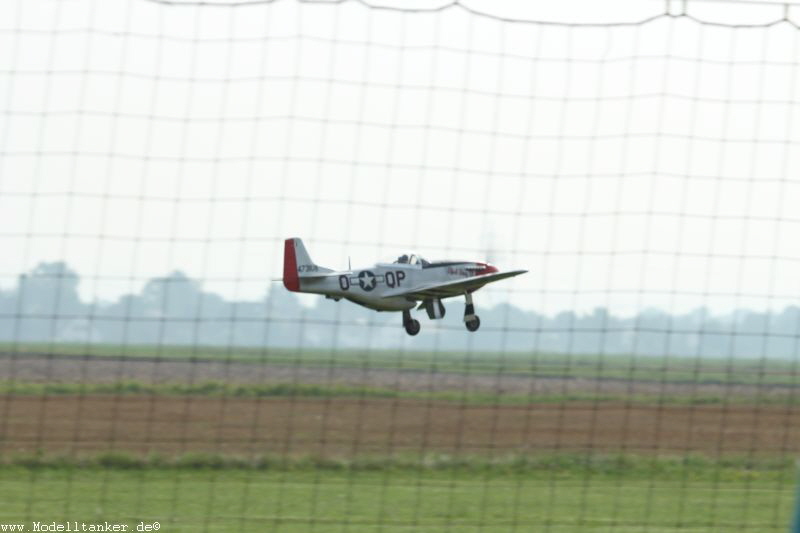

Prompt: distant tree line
[{"left": 0, "top": 261, "right": 798, "bottom": 358}]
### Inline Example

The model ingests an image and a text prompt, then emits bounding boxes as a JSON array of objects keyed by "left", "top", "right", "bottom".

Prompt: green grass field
[
  {"left": 4, "top": 342, "right": 799, "bottom": 387},
  {"left": 1, "top": 344, "right": 798, "bottom": 531},
  {"left": 0, "top": 458, "right": 795, "bottom": 533},
  {"left": 0, "top": 380, "right": 797, "bottom": 406}
]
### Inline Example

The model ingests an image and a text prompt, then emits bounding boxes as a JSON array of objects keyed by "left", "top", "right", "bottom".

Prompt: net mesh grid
[{"left": 1, "top": 0, "right": 800, "bottom": 531}]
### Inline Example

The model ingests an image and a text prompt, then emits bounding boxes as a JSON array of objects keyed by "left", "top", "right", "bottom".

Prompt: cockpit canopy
[{"left": 394, "top": 253, "right": 430, "bottom": 266}]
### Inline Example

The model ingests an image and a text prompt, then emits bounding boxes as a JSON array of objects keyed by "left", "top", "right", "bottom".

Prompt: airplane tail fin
[{"left": 283, "top": 238, "right": 333, "bottom": 292}]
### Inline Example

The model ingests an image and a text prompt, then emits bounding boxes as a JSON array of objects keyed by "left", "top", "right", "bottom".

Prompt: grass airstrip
[
  {"left": 0, "top": 344, "right": 797, "bottom": 532},
  {"left": 0, "top": 455, "right": 795, "bottom": 533}
]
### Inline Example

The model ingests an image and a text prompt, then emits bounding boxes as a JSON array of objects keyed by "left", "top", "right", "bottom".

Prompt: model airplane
[{"left": 282, "top": 238, "right": 526, "bottom": 336}]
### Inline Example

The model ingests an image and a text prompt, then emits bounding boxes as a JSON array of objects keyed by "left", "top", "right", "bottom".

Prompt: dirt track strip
[
  {"left": 1, "top": 395, "right": 798, "bottom": 457},
  {"left": 0, "top": 355, "right": 797, "bottom": 399}
]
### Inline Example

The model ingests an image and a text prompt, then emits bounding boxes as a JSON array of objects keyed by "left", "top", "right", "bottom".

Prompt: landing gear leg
[
  {"left": 403, "top": 309, "right": 420, "bottom": 336},
  {"left": 463, "top": 292, "right": 480, "bottom": 332}
]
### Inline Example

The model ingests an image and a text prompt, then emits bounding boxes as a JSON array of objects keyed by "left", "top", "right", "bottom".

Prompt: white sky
[{"left": 1, "top": 0, "right": 799, "bottom": 315}]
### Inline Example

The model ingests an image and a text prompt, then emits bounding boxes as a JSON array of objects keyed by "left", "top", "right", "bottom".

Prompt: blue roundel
[{"left": 358, "top": 270, "right": 376, "bottom": 291}]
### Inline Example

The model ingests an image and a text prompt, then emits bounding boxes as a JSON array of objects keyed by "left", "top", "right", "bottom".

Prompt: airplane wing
[{"left": 381, "top": 270, "right": 527, "bottom": 300}]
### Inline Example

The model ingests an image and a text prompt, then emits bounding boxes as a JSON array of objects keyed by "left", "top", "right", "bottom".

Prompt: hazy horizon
[{"left": 1, "top": 260, "right": 798, "bottom": 358}]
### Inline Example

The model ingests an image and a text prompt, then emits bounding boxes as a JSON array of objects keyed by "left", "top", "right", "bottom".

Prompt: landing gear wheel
[
  {"left": 405, "top": 319, "right": 421, "bottom": 336},
  {"left": 465, "top": 316, "right": 480, "bottom": 332}
]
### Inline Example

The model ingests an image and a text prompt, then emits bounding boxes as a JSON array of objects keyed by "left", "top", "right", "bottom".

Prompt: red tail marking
[{"left": 283, "top": 239, "right": 300, "bottom": 292}]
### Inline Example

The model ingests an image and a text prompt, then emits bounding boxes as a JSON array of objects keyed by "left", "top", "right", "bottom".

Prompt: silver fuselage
[{"left": 298, "top": 261, "right": 483, "bottom": 311}]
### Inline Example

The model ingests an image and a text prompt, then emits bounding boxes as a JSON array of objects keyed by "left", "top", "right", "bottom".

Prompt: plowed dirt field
[
  {"left": 2, "top": 355, "right": 798, "bottom": 459},
  {"left": 2, "top": 395, "right": 798, "bottom": 458}
]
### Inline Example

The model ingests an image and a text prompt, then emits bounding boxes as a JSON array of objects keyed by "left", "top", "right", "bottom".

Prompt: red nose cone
[{"left": 475, "top": 262, "right": 498, "bottom": 275}]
